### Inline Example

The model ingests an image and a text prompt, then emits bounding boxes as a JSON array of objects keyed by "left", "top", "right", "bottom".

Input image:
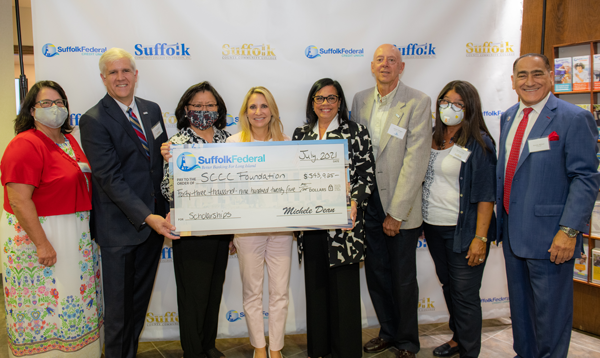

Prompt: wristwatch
[
  {"left": 475, "top": 235, "right": 487, "bottom": 243},
  {"left": 560, "top": 226, "right": 579, "bottom": 238}
]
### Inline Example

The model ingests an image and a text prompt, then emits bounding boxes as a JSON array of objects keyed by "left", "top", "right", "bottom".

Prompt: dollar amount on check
[{"left": 169, "top": 140, "right": 351, "bottom": 236}]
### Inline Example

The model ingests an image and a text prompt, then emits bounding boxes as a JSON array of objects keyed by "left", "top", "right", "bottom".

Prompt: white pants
[{"left": 233, "top": 232, "right": 293, "bottom": 351}]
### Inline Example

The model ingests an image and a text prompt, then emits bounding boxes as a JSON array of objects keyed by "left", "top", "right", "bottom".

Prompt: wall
[{"left": 521, "top": 0, "right": 600, "bottom": 55}]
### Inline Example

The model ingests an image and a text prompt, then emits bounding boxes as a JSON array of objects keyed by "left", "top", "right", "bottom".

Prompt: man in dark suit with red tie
[
  {"left": 80, "top": 48, "right": 178, "bottom": 358},
  {"left": 497, "top": 53, "right": 600, "bottom": 357}
]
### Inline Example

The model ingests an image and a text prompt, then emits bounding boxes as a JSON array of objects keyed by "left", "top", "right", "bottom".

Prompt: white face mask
[
  {"left": 439, "top": 106, "right": 464, "bottom": 126},
  {"left": 34, "top": 106, "right": 68, "bottom": 129}
]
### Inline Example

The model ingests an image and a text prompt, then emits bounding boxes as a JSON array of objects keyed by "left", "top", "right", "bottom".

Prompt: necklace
[{"left": 440, "top": 137, "right": 454, "bottom": 150}]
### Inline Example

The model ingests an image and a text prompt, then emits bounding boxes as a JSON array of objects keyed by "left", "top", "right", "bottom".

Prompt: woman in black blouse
[
  {"left": 292, "top": 78, "right": 375, "bottom": 358},
  {"left": 160, "top": 81, "right": 231, "bottom": 358}
]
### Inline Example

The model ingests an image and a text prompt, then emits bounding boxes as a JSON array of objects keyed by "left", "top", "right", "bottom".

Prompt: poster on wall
[{"left": 31, "top": 0, "right": 522, "bottom": 340}]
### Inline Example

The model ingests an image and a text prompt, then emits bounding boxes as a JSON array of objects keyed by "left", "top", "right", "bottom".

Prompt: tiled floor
[
  {"left": 0, "top": 283, "right": 599, "bottom": 358},
  {"left": 132, "top": 317, "right": 600, "bottom": 358}
]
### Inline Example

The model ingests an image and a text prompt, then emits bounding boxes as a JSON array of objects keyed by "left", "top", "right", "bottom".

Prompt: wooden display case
[{"left": 552, "top": 40, "right": 600, "bottom": 336}]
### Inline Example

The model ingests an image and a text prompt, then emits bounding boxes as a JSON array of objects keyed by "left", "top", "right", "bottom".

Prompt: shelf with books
[{"left": 552, "top": 40, "right": 599, "bottom": 119}]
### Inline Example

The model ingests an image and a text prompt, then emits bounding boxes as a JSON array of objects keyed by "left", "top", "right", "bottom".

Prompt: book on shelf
[
  {"left": 573, "top": 55, "right": 591, "bottom": 91},
  {"left": 574, "top": 243, "right": 589, "bottom": 281},
  {"left": 554, "top": 57, "right": 572, "bottom": 92},
  {"left": 594, "top": 54, "right": 600, "bottom": 91},
  {"left": 595, "top": 104, "right": 600, "bottom": 126},
  {"left": 592, "top": 248, "right": 600, "bottom": 284}
]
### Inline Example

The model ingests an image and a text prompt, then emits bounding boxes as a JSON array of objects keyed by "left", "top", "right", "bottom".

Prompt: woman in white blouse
[{"left": 227, "top": 87, "right": 292, "bottom": 358}]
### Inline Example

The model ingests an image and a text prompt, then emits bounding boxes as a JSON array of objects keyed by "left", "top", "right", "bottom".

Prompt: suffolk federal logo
[
  {"left": 42, "top": 43, "right": 106, "bottom": 58},
  {"left": 395, "top": 43, "right": 436, "bottom": 59},
  {"left": 222, "top": 44, "right": 276, "bottom": 60},
  {"left": 483, "top": 110, "right": 504, "bottom": 118},
  {"left": 134, "top": 43, "right": 191, "bottom": 60},
  {"left": 161, "top": 245, "right": 173, "bottom": 262},
  {"left": 146, "top": 311, "right": 179, "bottom": 326},
  {"left": 466, "top": 41, "right": 516, "bottom": 57},
  {"left": 69, "top": 113, "right": 82, "bottom": 126},
  {"left": 226, "top": 114, "right": 240, "bottom": 127},
  {"left": 305, "top": 45, "right": 364, "bottom": 59},
  {"left": 481, "top": 297, "right": 509, "bottom": 305},
  {"left": 226, "top": 310, "right": 245, "bottom": 322},
  {"left": 416, "top": 232, "right": 428, "bottom": 250},
  {"left": 418, "top": 298, "right": 435, "bottom": 312},
  {"left": 177, "top": 152, "right": 265, "bottom": 172}
]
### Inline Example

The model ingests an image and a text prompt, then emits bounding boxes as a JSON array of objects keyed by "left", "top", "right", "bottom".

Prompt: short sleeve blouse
[{"left": 1, "top": 129, "right": 92, "bottom": 216}]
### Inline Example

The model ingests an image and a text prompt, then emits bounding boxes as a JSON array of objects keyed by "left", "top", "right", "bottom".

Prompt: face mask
[
  {"left": 439, "top": 106, "right": 464, "bottom": 126},
  {"left": 187, "top": 110, "right": 218, "bottom": 130},
  {"left": 34, "top": 106, "right": 68, "bottom": 129}
]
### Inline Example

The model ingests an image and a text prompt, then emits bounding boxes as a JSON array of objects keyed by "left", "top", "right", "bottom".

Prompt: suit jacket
[
  {"left": 496, "top": 93, "right": 600, "bottom": 259},
  {"left": 80, "top": 94, "right": 169, "bottom": 247},
  {"left": 351, "top": 81, "right": 432, "bottom": 230}
]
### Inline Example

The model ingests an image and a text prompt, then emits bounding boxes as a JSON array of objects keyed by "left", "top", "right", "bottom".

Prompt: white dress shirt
[
  {"left": 114, "top": 96, "right": 148, "bottom": 138},
  {"left": 369, "top": 80, "right": 400, "bottom": 159},
  {"left": 504, "top": 92, "right": 551, "bottom": 169},
  {"left": 312, "top": 115, "right": 340, "bottom": 139}
]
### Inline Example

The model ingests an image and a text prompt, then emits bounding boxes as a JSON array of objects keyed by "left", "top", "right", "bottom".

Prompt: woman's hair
[
  {"left": 99, "top": 47, "right": 136, "bottom": 76},
  {"left": 432, "top": 80, "right": 495, "bottom": 151},
  {"left": 175, "top": 81, "right": 228, "bottom": 130},
  {"left": 305, "top": 78, "right": 349, "bottom": 129},
  {"left": 238, "top": 86, "right": 285, "bottom": 142},
  {"left": 15, "top": 80, "right": 73, "bottom": 135}
]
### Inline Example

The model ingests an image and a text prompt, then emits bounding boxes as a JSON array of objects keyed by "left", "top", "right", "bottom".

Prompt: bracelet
[{"left": 475, "top": 235, "right": 487, "bottom": 243}]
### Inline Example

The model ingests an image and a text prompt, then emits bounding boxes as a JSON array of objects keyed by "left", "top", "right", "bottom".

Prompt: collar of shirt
[
  {"left": 516, "top": 91, "right": 551, "bottom": 119},
  {"left": 113, "top": 96, "right": 147, "bottom": 137},
  {"left": 312, "top": 115, "right": 340, "bottom": 139},
  {"left": 373, "top": 79, "right": 400, "bottom": 105}
]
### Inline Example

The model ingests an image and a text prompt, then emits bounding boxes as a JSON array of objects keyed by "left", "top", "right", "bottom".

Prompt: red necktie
[{"left": 503, "top": 107, "right": 533, "bottom": 214}]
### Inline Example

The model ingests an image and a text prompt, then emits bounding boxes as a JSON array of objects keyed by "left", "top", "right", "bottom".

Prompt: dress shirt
[
  {"left": 369, "top": 80, "right": 400, "bottom": 159},
  {"left": 113, "top": 96, "right": 148, "bottom": 138},
  {"left": 312, "top": 115, "right": 340, "bottom": 139},
  {"left": 504, "top": 92, "right": 551, "bottom": 169}
]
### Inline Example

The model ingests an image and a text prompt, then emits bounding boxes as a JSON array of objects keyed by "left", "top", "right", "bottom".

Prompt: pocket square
[{"left": 549, "top": 131, "right": 559, "bottom": 141}]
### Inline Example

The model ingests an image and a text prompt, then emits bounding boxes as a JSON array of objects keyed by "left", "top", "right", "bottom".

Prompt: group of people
[{"left": 0, "top": 42, "right": 598, "bottom": 358}]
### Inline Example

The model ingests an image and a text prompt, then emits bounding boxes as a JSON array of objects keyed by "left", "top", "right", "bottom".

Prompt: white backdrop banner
[{"left": 31, "top": 0, "right": 522, "bottom": 341}]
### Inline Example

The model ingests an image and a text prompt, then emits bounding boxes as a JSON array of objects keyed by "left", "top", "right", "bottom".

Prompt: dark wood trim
[{"left": 14, "top": 45, "right": 34, "bottom": 55}]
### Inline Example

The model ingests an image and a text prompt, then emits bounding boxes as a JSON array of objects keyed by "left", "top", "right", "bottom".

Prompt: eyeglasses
[
  {"left": 438, "top": 99, "right": 465, "bottom": 112},
  {"left": 188, "top": 103, "right": 218, "bottom": 110},
  {"left": 36, "top": 99, "right": 67, "bottom": 108},
  {"left": 313, "top": 95, "right": 339, "bottom": 104}
]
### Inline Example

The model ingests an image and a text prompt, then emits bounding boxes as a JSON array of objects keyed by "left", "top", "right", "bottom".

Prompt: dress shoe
[
  {"left": 395, "top": 349, "right": 416, "bottom": 358},
  {"left": 206, "top": 348, "right": 226, "bottom": 358},
  {"left": 364, "top": 337, "right": 392, "bottom": 353},
  {"left": 433, "top": 342, "right": 459, "bottom": 357}
]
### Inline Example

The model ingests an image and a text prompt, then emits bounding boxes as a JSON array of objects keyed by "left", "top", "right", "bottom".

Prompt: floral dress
[{"left": 1, "top": 138, "right": 103, "bottom": 357}]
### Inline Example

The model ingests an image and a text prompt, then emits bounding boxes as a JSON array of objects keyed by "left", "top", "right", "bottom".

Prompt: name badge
[
  {"left": 528, "top": 137, "right": 550, "bottom": 153},
  {"left": 449, "top": 145, "right": 471, "bottom": 162},
  {"left": 78, "top": 162, "right": 92, "bottom": 173},
  {"left": 387, "top": 124, "right": 406, "bottom": 139},
  {"left": 152, "top": 122, "right": 164, "bottom": 140}
]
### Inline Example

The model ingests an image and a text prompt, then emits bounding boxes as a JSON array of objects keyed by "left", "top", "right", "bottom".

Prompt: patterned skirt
[{"left": 1, "top": 210, "right": 103, "bottom": 357}]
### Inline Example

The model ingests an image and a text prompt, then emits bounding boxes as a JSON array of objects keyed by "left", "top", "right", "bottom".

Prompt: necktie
[
  {"left": 503, "top": 107, "right": 533, "bottom": 214},
  {"left": 127, "top": 107, "right": 150, "bottom": 158}
]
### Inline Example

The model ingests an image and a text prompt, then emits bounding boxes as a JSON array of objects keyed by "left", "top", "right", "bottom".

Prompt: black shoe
[
  {"left": 363, "top": 337, "right": 392, "bottom": 353},
  {"left": 206, "top": 348, "right": 226, "bottom": 358},
  {"left": 433, "top": 343, "right": 459, "bottom": 357}
]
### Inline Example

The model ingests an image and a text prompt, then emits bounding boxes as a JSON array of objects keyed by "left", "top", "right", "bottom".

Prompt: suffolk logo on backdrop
[
  {"left": 395, "top": 43, "right": 436, "bottom": 59},
  {"left": 42, "top": 43, "right": 106, "bottom": 58},
  {"left": 146, "top": 312, "right": 179, "bottom": 326},
  {"left": 466, "top": 41, "right": 516, "bottom": 57},
  {"left": 134, "top": 43, "right": 191, "bottom": 60},
  {"left": 305, "top": 45, "right": 364, "bottom": 59},
  {"left": 222, "top": 44, "right": 276, "bottom": 60}
]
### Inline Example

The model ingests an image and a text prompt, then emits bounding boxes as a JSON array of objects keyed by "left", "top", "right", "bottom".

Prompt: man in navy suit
[
  {"left": 497, "top": 53, "right": 600, "bottom": 358},
  {"left": 80, "top": 48, "right": 177, "bottom": 358}
]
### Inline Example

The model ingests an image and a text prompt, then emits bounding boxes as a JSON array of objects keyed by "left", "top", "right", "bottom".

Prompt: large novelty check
[{"left": 169, "top": 140, "right": 351, "bottom": 236}]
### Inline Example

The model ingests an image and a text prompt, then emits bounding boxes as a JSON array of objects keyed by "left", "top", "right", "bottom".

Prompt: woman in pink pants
[{"left": 227, "top": 87, "right": 293, "bottom": 358}]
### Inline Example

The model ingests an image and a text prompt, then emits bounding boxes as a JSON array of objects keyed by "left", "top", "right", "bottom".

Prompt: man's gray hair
[{"left": 99, "top": 48, "right": 136, "bottom": 76}]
